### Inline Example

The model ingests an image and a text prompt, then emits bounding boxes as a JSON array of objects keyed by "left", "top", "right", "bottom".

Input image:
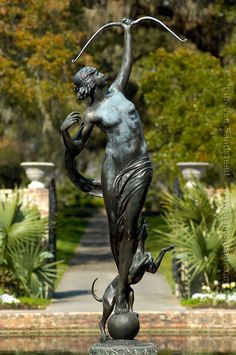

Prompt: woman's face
[{"left": 94, "top": 71, "right": 107, "bottom": 88}]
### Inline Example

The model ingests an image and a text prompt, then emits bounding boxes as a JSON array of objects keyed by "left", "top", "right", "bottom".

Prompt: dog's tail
[{"left": 91, "top": 277, "right": 102, "bottom": 302}]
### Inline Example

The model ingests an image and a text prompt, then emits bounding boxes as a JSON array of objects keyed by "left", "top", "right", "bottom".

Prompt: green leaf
[{"left": 228, "top": 254, "right": 236, "bottom": 270}]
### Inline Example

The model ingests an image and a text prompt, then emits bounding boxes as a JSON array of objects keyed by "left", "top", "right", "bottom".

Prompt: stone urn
[
  {"left": 21, "top": 162, "right": 54, "bottom": 189},
  {"left": 177, "top": 162, "right": 209, "bottom": 187}
]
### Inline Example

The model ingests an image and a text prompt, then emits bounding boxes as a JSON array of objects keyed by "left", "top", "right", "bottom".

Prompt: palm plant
[
  {"left": 8, "top": 242, "right": 59, "bottom": 298},
  {"left": 0, "top": 192, "right": 46, "bottom": 258},
  {"left": 0, "top": 192, "right": 59, "bottom": 297},
  {"left": 156, "top": 180, "right": 236, "bottom": 294},
  {"left": 221, "top": 185, "right": 236, "bottom": 272}
]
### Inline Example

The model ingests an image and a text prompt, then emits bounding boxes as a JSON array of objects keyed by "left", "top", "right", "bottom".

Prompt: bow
[{"left": 72, "top": 16, "right": 187, "bottom": 63}]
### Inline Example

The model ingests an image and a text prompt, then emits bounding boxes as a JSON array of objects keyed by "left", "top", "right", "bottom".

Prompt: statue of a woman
[{"left": 61, "top": 18, "right": 152, "bottom": 314}]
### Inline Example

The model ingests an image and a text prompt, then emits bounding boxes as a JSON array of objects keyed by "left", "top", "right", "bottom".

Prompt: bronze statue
[{"left": 61, "top": 16, "right": 186, "bottom": 340}]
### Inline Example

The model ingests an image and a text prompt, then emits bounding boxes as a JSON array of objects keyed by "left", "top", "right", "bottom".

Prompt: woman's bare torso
[{"left": 91, "top": 90, "right": 149, "bottom": 189}]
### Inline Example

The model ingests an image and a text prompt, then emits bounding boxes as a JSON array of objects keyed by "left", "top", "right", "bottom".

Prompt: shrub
[
  {"left": 156, "top": 181, "right": 236, "bottom": 296},
  {"left": 0, "top": 192, "right": 59, "bottom": 298}
]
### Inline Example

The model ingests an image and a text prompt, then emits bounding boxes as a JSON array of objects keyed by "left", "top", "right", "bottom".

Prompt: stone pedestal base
[{"left": 89, "top": 339, "right": 158, "bottom": 355}]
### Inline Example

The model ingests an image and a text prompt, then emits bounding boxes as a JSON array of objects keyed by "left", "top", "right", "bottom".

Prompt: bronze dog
[{"left": 91, "top": 220, "right": 174, "bottom": 341}]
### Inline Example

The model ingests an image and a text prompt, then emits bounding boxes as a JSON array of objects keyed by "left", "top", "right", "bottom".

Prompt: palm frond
[
  {"left": 0, "top": 193, "right": 47, "bottom": 259},
  {"left": 0, "top": 193, "right": 20, "bottom": 231},
  {"left": 0, "top": 192, "right": 58, "bottom": 297},
  {"left": 8, "top": 241, "right": 60, "bottom": 298},
  {"left": 159, "top": 181, "right": 236, "bottom": 285},
  {"left": 228, "top": 254, "right": 236, "bottom": 271}
]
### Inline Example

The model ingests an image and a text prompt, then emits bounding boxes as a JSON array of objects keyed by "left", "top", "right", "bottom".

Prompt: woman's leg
[
  {"left": 115, "top": 184, "right": 149, "bottom": 313},
  {"left": 102, "top": 182, "right": 121, "bottom": 269}
]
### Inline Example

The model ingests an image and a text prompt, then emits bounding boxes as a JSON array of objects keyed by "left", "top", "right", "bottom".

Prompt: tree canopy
[
  {"left": 0, "top": 0, "right": 235, "bottom": 194},
  {"left": 0, "top": 0, "right": 90, "bottom": 172},
  {"left": 138, "top": 46, "right": 236, "bottom": 185}
]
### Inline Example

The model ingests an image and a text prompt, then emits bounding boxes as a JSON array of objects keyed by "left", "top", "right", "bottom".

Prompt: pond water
[
  {"left": 0, "top": 334, "right": 235, "bottom": 354},
  {"left": 1, "top": 353, "right": 236, "bottom": 355}
]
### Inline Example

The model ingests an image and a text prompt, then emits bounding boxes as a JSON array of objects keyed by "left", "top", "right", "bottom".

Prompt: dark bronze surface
[
  {"left": 61, "top": 17, "right": 184, "bottom": 341},
  {"left": 91, "top": 220, "right": 174, "bottom": 341}
]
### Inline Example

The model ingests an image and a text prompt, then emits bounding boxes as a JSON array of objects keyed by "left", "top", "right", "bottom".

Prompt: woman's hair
[{"left": 73, "top": 67, "right": 97, "bottom": 100}]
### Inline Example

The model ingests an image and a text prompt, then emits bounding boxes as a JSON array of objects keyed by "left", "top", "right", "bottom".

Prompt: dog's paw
[{"left": 100, "top": 334, "right": 110, "bottom": 343}]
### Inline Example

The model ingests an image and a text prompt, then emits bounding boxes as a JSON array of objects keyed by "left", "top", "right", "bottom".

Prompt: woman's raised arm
[{"left": 109, "top": 18, "right": 133, "bottom": 93}]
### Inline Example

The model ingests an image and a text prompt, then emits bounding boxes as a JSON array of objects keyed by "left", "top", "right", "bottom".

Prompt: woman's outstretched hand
[
  {"left": 61, "top": 111, "right": 81, "bottom": 131},
  {"left": 121, "top": 18, "right": 133, "bottom": 28}
]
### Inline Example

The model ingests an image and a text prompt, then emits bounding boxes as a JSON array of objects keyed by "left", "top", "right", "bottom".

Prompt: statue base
[{"left": 89, "top": 339, "right": 158, "bottom": 355}]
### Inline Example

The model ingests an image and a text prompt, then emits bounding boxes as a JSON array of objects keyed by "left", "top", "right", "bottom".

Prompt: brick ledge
[{"left": 0, "top": 310, "right": 235, "bottom": 335}]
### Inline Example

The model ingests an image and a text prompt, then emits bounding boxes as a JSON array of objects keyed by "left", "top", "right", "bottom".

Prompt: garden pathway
[{"left": 47, "top": 209, "right": 184, "bottom": 312}]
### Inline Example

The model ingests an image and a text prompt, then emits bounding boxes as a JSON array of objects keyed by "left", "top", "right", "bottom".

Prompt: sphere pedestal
[
  {"left": 108, "top": 312, "right": 140, "bottom": 340},
  {"left": 89, "top": 339, "right": 158, "bottom": 355}
]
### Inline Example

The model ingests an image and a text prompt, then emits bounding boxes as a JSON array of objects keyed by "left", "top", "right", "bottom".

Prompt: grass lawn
[
  {"left": 145, "top": 215, "right": 175, "bottom": 292},
  {"left": 56, "top": 211, "right": 89, "bottom": 285},
  {"left": 0, "top": 297, "right": 50, "bottom": 310}
]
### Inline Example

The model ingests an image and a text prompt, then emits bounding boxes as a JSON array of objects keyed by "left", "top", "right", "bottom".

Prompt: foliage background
[{"left": 0, "top": 0, "right": 235, "bottom": 208}]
